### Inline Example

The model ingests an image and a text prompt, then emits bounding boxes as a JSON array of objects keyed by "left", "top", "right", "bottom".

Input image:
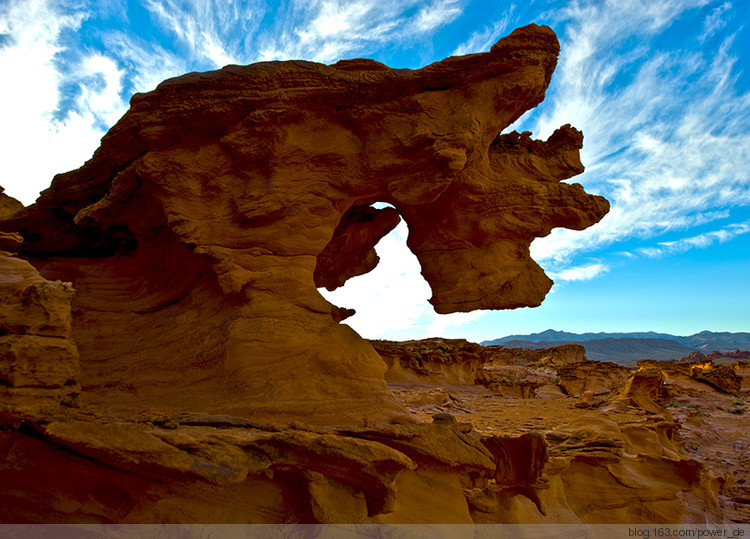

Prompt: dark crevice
[{"left": 133, "top": 292, "right": 191, "bottom": 315}]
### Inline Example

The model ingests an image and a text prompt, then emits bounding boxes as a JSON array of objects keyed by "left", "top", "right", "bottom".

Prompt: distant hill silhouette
[{"left": 481, "top": 330, "right": 750, "bottom": 365}]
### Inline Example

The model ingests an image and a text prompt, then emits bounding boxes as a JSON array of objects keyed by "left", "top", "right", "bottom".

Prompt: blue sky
[{"left": 1, "top": 0, "right": 749, "bottom": 340}]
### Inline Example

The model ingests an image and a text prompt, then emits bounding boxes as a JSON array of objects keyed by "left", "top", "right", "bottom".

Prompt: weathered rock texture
[
  {"left": 0, "top": 24, "right": 608, "bottom": 425},
  {"left": 0, "top": 191, "right": 80, "bottom": 424},
  {"left": 557, "top": 361, "right": 630, "bottom": 397},
  {"left": 372, "top": 338, "right": 491, "bottom": 385},
  {"left": 0, "top": 327, "right": 743, "bottom": 523},
  {"left": 0, "top": 189, "right": 23, "bottom": 251},
  {"left": 0, "top": 410, "right": 728, "bottom": 524},
  {"left": 315, "top": 205, "right": 400, "bottom": 293},
  {"left": 485, "top": 343, "right": 587, "bottom": 367},
  {"left": 483, "top": 365, "right": 553, "bottom": 398},
  {"left": 541, "top": 416, "right": 724, "bottom": 524},
  {"left": 689, "top": 362, "right": 741, "bottom": 396},
  {"left": 398, "top": 355, "right": 748, "bottom": 523},
  {"left": 634, "top": 360, "right": 743, "bottom": 398},
  {"left": 606, "top": 366, "right": 672, "bottom": 415}
]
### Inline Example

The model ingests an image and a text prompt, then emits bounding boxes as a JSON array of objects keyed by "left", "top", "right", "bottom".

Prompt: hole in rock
[
  {"left": 317, "top": 203, "right": 489, "bottom": 340},
  {"left": 317, "top": 203, "right": 434, "bottom": 340}
]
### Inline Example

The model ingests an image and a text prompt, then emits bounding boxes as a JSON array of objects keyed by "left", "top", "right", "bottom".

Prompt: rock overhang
[{"left": 0, "top": 23, "right": 608, "bottom": 424}]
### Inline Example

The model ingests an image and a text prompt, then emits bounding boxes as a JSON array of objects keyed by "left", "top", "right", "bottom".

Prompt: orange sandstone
[{"left": 0, "top": 24, "right": 607, "bottom": 425}]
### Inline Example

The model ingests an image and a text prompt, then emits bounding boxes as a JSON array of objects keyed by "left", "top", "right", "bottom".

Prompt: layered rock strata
[
  {"left": 0, "top": 411, "right": 726, "bottom": 524},
  {"left": 485, "top": 344, "right": 586, "bottom": 367},
  {"left": 482, "top": 365, "right": 553, "bottom": 398}
]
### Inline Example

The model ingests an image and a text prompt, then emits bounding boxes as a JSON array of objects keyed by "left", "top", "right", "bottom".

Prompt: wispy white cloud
[
  {"left": 699, "top": 1, "right": 731, "bottom": 42},
  {"left": 414, "top": 0, "right": 462, "bottom": 33},
  {"left": 522, "top": 0, "right": 750, "bottom": 273},
  {"left": 636, "top": 220, "right": 750, "bottom": 257},
  {"left": 76, "top": 54, "right": 126, "bottom": 127},
  {"left": 0, "top": 0, "right": 99, "bottom": 205},
  {"left": 548, "top": 262, "right": 609, "bottom": 282},
  {"left": 451, "top": 7, "right": 513, "bottom": 56},
  {"left": 142, "top": 0, "right": 265, "bottom": 67},
  {"left": 257, "top": 0, "right": 466, "bottom": 63},
  {"left": 100, "top": 32, "right": 189, "bottom": 94}
]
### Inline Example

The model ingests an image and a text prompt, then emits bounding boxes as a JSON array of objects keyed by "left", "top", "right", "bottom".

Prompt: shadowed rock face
[
  {"left": 0, "top": 24, "right": 608, "bottom": 425},
  {"left": 0, "top": 190, "right": 80, "bottom": 424}
]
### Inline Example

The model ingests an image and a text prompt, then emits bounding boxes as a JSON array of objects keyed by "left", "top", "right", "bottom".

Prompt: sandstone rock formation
[
  {"left": 480, "top": 344, "right": 587, "bottom": 399},
  {"left": 557, "top": 361, "right": 630, "bottom": 397},
  {"left": 737, "top": 361, "right": 750, "bottom": 391},
  {"left": 607, "top": 366, "right": 672, "bottom": 415},
  {"left": 372, "top": 338, "right": 490, "bottom": 385},
  {"left": 20, "top": 23, "right": 743, "bottom": 526},
  {"left": 0, "top": 257, "right": 80, "bottom": 424},
  {"left": 0, "top": 189, "right": 23, "bottom": 251},
  {"left": 0, "top": 419, "right": 489, "bottom": 523},
  {"left": 0, "top": 405, "right": 730, "bottom": 524},
  {"left": 483, "top": 365, "right": 553, "bottom": 398},
  {"left": 485, "top": 343, "right": 586, "bottom": 367},
  {"left": 0, "top": 24, "right": 608, "bottom": 425},
  {"left": 1, "top": 319, "right": 743, "bottom": 523},
  {"left": 633, "top": 359, "right": 743, "bottom": 398},
  {"left": 542, "top": 416, "right": 724, "bottom": 523},
  {"left": 0, "top": 191, "right": 80, "bottom": 425},
  {"left": 315, "top": 205, "right": 400, "bottom": 294},
  {"left": 689, "top": 361, "right": 741, "bottom": 395}
]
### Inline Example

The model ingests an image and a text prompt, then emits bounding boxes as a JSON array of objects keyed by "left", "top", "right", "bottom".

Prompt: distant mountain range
[{"left": 481, "top": 330, "right": 750, "bottom": 365}]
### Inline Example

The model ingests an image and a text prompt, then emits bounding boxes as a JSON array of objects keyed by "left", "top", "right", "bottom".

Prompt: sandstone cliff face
[
  {"left": 0, "top": 24, "right": 608, "bottom": 425},
  {"left": 0, "top": 191, "right": 80, "bottom": 425}
]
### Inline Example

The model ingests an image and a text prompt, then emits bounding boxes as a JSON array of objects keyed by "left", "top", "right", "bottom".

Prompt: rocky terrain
[
  {"left": 376, "top": 338, "right": 750, "bottom": 523},
  {"left": 1, "top": 23, "right": 744, "bottom": 525}
]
